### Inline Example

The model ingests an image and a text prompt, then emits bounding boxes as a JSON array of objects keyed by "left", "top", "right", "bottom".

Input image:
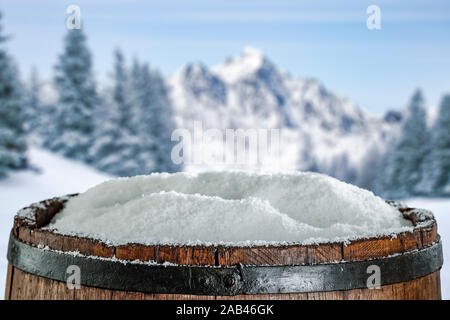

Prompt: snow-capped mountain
[{"left": 169, "top": 47, "right": 398, "bottom": 183}]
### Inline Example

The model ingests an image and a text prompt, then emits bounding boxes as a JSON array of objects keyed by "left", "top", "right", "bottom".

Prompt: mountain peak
[
  {"left": 212, "top": 46, "right": 269, "bottom": 83},
  {"left": 172, "top": 62, "right": 227, "bottom": 106},
  {"left": 177, "top": 62, "right": 208, "bottom": 77},
  {"left": 173, "top": 62, "right": 216, "bottom": 85},
  {"left": 242, "top": 46, "right": 264, "bottom": 60}
]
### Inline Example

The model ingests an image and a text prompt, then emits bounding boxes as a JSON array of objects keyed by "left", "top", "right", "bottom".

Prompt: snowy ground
[
  {"left": 0, "top": 147, "right": 111, "bottom": 299},
  {"left": 0, "top": 147, "right": 448, "bottom": 299}
]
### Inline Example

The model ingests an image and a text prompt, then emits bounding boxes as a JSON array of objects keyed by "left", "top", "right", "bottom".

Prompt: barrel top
[{"left": 12, "top": 195, "right": 439, "bottom": 266}]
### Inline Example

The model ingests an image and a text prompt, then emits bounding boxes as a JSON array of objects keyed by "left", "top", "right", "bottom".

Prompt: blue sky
[{"left": 2, "top": 0, "right": 450, "bottom": 114}]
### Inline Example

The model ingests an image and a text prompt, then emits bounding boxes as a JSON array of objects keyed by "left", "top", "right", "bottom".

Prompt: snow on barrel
[{"left": 6, "top": 171, "right": 443, "bottom": 300}]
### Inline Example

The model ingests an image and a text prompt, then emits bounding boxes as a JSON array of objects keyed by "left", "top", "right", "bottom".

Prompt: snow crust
[{"left": 48, "top": 171, "right": 413, "bottom": 246}]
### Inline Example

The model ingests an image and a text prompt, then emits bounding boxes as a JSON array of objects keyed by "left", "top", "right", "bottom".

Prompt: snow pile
[{"left": 47, "top": 171, "right": 413, "bottom": 246}]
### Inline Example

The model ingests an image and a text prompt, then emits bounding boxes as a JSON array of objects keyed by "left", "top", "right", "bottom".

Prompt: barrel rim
[
  {"left": 12, "top": 194, "right": 439, "bottom": 266},
  {"left": 6, "top": 232, "right": 444, "bottom": 295}
]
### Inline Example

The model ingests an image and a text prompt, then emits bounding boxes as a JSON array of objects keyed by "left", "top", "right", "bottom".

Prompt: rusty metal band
[{"left": 7, "top": 233, "right": 443, "bottom": 295}]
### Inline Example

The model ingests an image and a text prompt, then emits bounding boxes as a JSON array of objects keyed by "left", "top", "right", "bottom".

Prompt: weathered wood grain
[
  {"left": 5, "top": 266, "right": 441, "bottom": 300},
  {"left": 4, "top": 263, "right": 13, "bottom": 300}
]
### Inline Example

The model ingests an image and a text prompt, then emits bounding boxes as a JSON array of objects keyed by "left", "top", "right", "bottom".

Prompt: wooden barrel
[{"left": 5, "top": 195, "right": 443, "bottom": 300}]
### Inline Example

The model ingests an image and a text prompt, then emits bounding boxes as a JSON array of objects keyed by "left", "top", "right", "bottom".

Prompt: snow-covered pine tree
[
  {"left": 23, "top": 67, "right": 40, "bottom": 133},
  {"left": 46, "top": 27, "right": 98, "bottom": 162},
  {"left": 129, "top": 57, "right": 144, "bottom": 131},
  {"left": 377, "top": 89, "right": 429, "bottom": 197},
  {"left": 417, "top": 95, "right": 450, "bottom": 195},
  {"left": 135, "top": 63, "right": 180, "bottom": 173},
  {"left": 357, "top": 143, "right": 383, "bottom": 190},
  {"left": 25, "top": 74, "right": 59, "bottom": 146},
  {"left": 433, "top": 95, "right": 450, "bottom": 195},
  {"left": 0, "top": 12, "right": 27, "bottom": 177},
  {"left": 112, "top": 49, "right": 133, "bottom": 131},
  {"left": 90, "top": 49, "right": 143, "bottom": 176}
]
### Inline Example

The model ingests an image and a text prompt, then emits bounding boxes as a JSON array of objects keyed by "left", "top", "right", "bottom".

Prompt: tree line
[
  {"left": 374, "top": 90, "right": 450, "bottom": 198},
  {"left": 0, "top": 14, "right": 179, "bottom": 178}
]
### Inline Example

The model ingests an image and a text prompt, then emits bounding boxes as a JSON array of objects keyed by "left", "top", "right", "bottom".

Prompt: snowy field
[
  {"left": 0, "top": 147, "right": 111, "bottom": 299},
  {"left": 0, "top": 147, "right": 448, "bottom": 299}
]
